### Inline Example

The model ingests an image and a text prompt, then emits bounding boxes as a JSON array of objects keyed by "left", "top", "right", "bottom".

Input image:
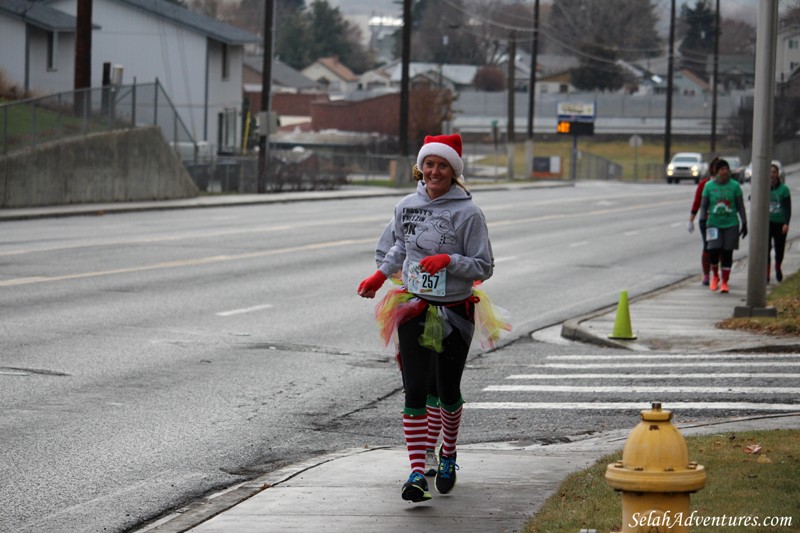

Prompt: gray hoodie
[{"left": 378, "top": 181, "right": 494, "bottom": 303}]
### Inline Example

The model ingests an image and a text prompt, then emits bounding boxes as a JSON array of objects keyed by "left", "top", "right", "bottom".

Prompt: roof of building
[
  {"left": 0, "top": 0, "right": 87, "bottom": 31},
  {"left": 387, "top": 63, "right": 478, "bottom": 85},
  {"left": 244, "top": 56, "right": 319, "bottom": 90},
  {"left": 43, "top": 0, "right": 258, "bottom": 44},
  {"left": 306, "top": 57, "right": 359, "bottom": 83}
]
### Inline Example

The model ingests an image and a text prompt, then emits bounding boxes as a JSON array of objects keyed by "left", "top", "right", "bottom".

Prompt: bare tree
[{"left": 548, "top": 0, "right": 661, "bottom": 61}]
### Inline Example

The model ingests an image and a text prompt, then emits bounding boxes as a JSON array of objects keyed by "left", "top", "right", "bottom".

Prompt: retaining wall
[{"left": 0, "top": 126, "right": 198, "bottom": 208}]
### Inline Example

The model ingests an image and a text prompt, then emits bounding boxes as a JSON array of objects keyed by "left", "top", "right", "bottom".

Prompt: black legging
[
  {"left": 708, "top": 249, "right": 733, "bottom": 269},
  {"left": 769, "top": 221, "right": 787, "bottom": 267},
  {"left": 398, "top": 300, "right": 474, "bottom": 411},
  {"left": 699, "top": 219, "right": 708, "bottom": 251}
]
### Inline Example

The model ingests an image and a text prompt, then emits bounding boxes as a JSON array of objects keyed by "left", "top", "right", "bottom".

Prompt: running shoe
[
  {"left": 709, "top": 275, "right": 719, "bottom": 291},
  {"left": 777, "top": 269, "right": 783, "bottom": 282},
  {"left": 401, "top": 472, "right": 431, "bottom": 502},
  {"left": 701, "top": 275, "right": 710, "bottom": 286},
  {"left": 720, "top": 281, "right": 729, "bottom": 293},
  {"left": 435, "top": 449, "right": 459, "bottom": 494},
  {"left": 424, "top": 448, "right": 438, "bottom": 477}
]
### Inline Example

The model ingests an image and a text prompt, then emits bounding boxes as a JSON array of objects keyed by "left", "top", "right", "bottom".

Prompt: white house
[
  {"left": 43, "top": 0, "right": 259, "bottom": 153},
  {"left": 0, "top": 0, "right": 84, "bottom": 94},
  {"left": 302, "top": 56, "right": 360, "bottom": 93},
  {"left": 776, "top": 25, "right": 800, "bottom": 84}
]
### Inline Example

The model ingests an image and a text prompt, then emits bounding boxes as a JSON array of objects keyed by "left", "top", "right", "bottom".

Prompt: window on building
[
  {"left": 47, "top": 31, "right": 56, "bottom": 71},
  {"left": 789, "top": 39, "right": 799, "bottom": 49},
  {"left": 217, "top": 108, "right": 237, "bottom": 154},
  {"left": 221, "top": 43, "right": 230, "bottom": 80}
]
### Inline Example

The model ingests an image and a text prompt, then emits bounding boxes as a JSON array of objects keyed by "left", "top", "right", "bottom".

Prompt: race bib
[
  {"left": 770, "top": 201, "right": 781, "bottom": 214},
  {"left": 407, "top": 262, "right": 446, "bottom": 296},
  {"left": 706, "top": 227, "right": 719, "bottom": 241}
]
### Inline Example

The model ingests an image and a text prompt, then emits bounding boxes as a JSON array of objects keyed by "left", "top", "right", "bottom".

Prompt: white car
[
  {"left": 666, "top": 153, "right": 708, "bottom": 184},
  {"left": 743, "top": 160, "right": 784, "bottom": 183}
]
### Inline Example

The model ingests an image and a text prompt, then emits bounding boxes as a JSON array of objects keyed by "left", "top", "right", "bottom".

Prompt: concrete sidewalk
[{"left": 137, "top": 416, "right": 800, "bottom": 533}]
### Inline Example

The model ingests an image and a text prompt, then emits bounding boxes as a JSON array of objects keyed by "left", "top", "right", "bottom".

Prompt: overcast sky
[{"left": 329, "top": 0, "right": 766, "bottom": 23}]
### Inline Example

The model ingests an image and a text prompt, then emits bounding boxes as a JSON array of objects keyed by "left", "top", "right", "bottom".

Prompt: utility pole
[
  {"left": 524, "top": 0, "right": 540, "bottom": 180},
  {"left": 74, "top": 0, "right": 92, "bottom": 115},
  {"left": 735, "top": 0, "right": 779, "bottom": 318},
  {"left": 506, "top": 30, "right": 516, "bottom": 180},
  {"left": 257, "top": 0, "right": 275, "bottom": 193},
  {"left": 399, "top": 0, "right": 412, "bottom": 175},
  {"left": 664, "top": 0, "right": 675, "bottom": 166},
  {"left": 710, "top": 0, "right": 720, "bottom": 153}
]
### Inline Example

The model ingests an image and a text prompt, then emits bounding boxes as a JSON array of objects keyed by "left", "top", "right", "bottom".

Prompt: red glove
[
  {"left": 357, "top": 270, "right": 387, "bottom": 297},
  {"left": 419, "top": 254, "right": 451, "bottom": 275}
]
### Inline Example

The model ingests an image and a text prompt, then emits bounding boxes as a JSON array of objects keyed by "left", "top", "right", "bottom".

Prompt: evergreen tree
[
  {"left": 678, "top": 0, "right": 715, "bottom": 79},
  {"left": 571, "top": 40, "right": 625, "bottom": 92}
]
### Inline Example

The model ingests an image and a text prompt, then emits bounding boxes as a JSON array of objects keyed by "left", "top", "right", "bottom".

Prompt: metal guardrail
[{"left": 0, "top": 80, "right": 195, "bottom": 158}]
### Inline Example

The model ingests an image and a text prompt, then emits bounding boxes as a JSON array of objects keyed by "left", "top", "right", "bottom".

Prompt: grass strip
[
  {"left": 524, "top": 429, "right": 800, "bottom": 533},
  {"left": 719, "top": 270, "right": 800, "bottom": 336}
]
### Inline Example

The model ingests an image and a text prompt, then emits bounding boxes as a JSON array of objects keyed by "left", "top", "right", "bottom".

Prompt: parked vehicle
[
  {"left": 743, "top": 160, "right": 784, "bottom": 183},
  {"left": 720, "top": 156, "right": 745, "bottom": 182},
  {"left": 666, "top": 152, "right": 708, "bottom": 183}
]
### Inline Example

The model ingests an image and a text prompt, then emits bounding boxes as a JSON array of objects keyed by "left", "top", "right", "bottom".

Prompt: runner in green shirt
[
  {"left": 700, "top": 159, "right": 748, "bottom": 293},
  {"left": 768, "top": 163, "right": 792, "bottom": 282}
]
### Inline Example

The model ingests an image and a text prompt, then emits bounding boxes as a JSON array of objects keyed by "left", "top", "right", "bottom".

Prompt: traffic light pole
[{"left": 570, "top": 134, "right": 577, "bottom": 181}]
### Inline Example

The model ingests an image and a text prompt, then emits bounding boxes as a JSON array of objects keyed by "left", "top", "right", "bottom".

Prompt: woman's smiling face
[{"left": 422, "top": 155, "right": 454, "bottom": 200}]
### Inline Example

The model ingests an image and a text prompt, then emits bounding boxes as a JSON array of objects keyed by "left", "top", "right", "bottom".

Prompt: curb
[{"left": 0, "top": 181, "right": 572, "bottom": 222}]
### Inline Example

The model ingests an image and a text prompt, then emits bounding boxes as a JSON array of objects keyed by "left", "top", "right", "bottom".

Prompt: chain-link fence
[
  {"left": 1, "top": 80, "right": 194, "bottom": 158},
  {"left": 574, "top": 151, "right": 624, "bottom": 180}
]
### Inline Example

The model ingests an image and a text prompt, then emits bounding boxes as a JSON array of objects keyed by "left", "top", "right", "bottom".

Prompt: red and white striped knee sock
[
  {"left": 426, "top": 401, "right": 441, "bottom": 451},
  {"left": 403, "top": 412, "right": 427, "bottom": 474},
  {"left": 440, "top": 405, "right": 463, "bottom": 457}
]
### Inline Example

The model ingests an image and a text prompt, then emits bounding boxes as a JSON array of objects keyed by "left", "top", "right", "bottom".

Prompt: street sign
[
  {"left": 556, "top": 102, "right": 595, "bottom": 120},
  {"left": 556, "top": 101, "right": 595, "bottom": 136},
  {"left": 629, "top": 134, "right": 643, "bottom": 148}
]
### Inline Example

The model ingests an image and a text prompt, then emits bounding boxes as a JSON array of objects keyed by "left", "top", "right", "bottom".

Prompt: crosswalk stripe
[
  {"left": 467, "top": 402, "right": 800, "bottom": 411},
  {"left": 507, "top": 373, "right": 800, "bottom": 380},
  {"left": 477, "top": 353, "right": 800, "bottom": 412},
  {"left": 484, "top": 385, "right": 800, "bottom": 394},
  {"left": 546, "top": 354, "right": 800, "bottom": 360},
  {"left": 532, "top": 362, "right": 800, "bottom": 368}
]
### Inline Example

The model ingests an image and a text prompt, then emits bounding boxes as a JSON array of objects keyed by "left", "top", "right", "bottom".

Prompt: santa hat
[{"left": 416, "top": 134, "right": 463, "bottom": 178}]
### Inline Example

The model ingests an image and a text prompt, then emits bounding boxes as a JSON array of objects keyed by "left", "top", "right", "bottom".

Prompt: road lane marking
[
  {"left": 2, "top": 198, "right": 685, "bottom": 257},
  {"left": 570, "top": 241, "right": 588, "bottom": 247},
  {"left": 484, "top": 385, "right": 800, "bottom": 394},
  {"left": 507, "top": 373, "right": 800, "bottom": 380},
  {"left": 216, "top": 304, "right": 273, "bottom": 317},
  {"left": 466, "top": 402, "right": 800, "bottom": 411},
  {"left": 624, "top": 230, "right": 639, "bottom": 236},
  {"left": 0, "top": 216, "right": 387, "bottom": 257},
  {"left": 0, "top": 238, "right": 374, "bottom": 287}
]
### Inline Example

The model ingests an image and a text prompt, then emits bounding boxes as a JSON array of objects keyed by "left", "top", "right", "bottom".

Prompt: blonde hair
[{"left": 412, "top": 163, "right": 469, "bottom": 192}]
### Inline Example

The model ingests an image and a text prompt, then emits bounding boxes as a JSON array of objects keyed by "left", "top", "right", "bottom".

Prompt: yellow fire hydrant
[{"left": 605, "top": 403, "right": 706, "bottom": 532}]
